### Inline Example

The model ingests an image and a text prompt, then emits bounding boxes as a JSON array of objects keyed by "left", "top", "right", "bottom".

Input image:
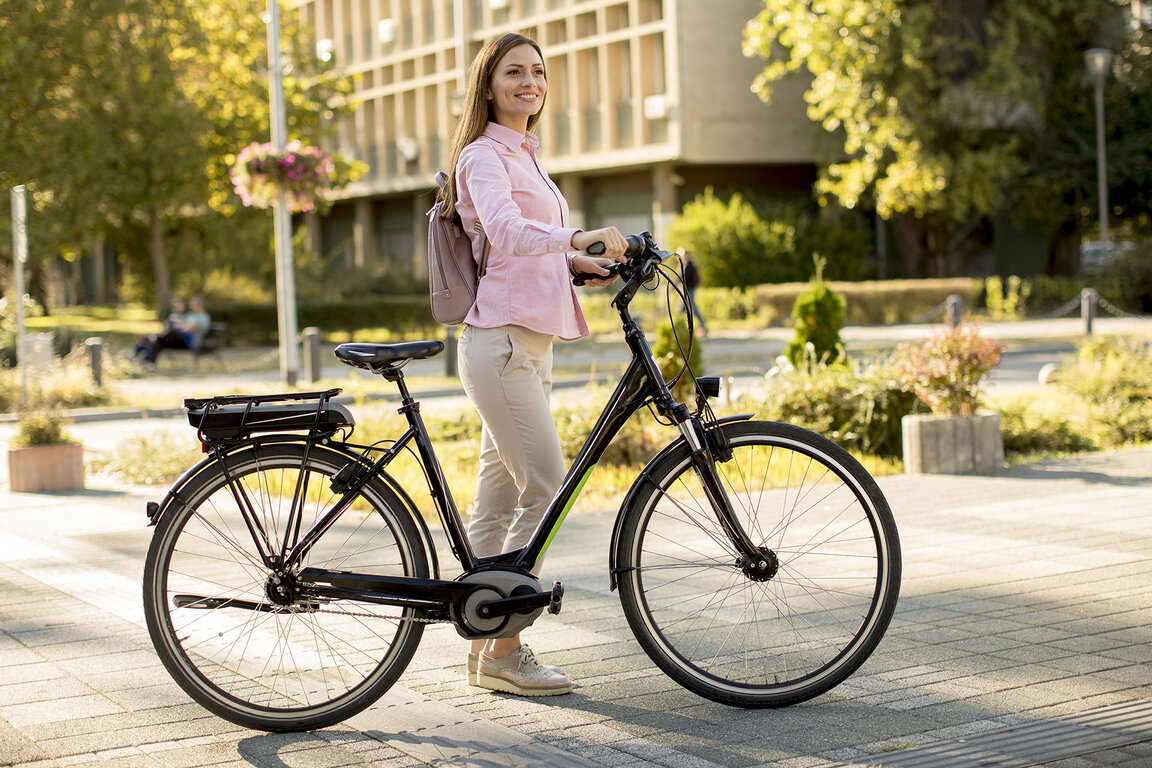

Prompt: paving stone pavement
[{"left": 1, "top": 436, "right": 1150, "bottom": 768}]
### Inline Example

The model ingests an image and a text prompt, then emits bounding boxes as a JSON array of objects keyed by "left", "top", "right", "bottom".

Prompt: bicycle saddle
[{"left": 335, "top": 341, "right": 445, "bottom": 372}]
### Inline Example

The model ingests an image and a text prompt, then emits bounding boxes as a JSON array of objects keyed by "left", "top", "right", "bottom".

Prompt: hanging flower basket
[{"left": 229, "top": 140, "right": 336, "bottom": 213}]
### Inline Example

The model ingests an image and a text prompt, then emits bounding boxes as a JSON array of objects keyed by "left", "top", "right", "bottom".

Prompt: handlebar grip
[
  {"left": 586, "top": 241, "right": 606, "bottom": 256},
  {"left": 572, "top": 262, "right": 622, "bottom": 286}
]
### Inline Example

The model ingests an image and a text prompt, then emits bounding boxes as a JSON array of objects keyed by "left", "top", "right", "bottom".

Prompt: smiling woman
[{"left": 431, "top": 32, "right": 631, "bottom": 696}]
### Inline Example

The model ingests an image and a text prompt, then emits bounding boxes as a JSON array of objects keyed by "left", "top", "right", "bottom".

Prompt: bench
[
  {"left": 165, "top": 322, "right": 228, "bottom": 367},
  {"left": 194, "top": 322, "right": 228, "bottom": 358}
]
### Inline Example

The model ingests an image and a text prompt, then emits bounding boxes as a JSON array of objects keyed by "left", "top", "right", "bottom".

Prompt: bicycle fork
[{"left": 679, "top": 417, "right": 778, "bottom": 580}]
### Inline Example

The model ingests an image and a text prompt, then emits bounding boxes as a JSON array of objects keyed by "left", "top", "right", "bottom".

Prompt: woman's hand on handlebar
[
  {"left": 569, "top": 253, "right": 620, "bottom": 286},
  {"left": 572, "top": 227, "right": 629, "bottom": 262}
]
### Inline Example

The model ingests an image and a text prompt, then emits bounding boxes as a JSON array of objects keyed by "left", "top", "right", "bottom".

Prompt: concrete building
[{"left": 296, "top": 0, "right": 821, "bottom": 275}]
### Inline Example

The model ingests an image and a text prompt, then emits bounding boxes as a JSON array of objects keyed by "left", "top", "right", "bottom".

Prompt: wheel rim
[
  {"left": 627, "top": 431, "right": 895, "bottom": 696},
  {"left": 149, "top": 447, "right": 423, "bottom": 720}
]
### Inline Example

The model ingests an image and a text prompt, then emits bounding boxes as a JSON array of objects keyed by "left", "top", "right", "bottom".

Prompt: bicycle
[{"left": 142, "top": 232, "right": 901, "bottom": 733}]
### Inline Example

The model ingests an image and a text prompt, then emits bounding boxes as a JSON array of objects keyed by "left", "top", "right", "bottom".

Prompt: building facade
[{"left": 296, "top": 0, "right": 822, "bottom": 275}]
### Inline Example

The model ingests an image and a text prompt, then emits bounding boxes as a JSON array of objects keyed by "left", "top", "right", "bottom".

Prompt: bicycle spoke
[{"left": 617, "top": 421, "right": 899, "bottom": 707}]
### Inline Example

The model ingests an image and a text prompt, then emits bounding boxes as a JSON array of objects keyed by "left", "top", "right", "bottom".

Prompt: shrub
[
  {"left": 893, "top": 323, "right": 1005, "bottom": 416},
  {"left": 759, "top": 357, "right": 921, "bottom": 459},
  {"left": 665, "top": 188, "right": 797, "bottom": 288},
  {"left": 211, "top": 296, "right": 440, "bottom": 345},
  {"left": 90, "top": 432, "right": 204, "bottom": 485},
  {"left": 1052, "top": 337, "right": 1152, "bottom": 445},
  {"left": 785, "top": 261, "right": 846, "bottom": 368},
  {"left": 652, "top": 315, "right": 703, "bottom": 400},
  {"left": 553, "top": 397, "right": 661, "bottom": 467},
  {"left": 11, "top": 411, "right": 72, "bottom": 446},
  {"left": 997, "top": 396, "right": 1097, "bottom": 458},
  {"left": 984, "top": 275, "right": 1031, "bottom": 320}
]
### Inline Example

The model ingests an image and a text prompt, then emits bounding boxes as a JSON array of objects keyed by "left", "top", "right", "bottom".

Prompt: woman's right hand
[{"left": 572, "top": 227, "right": 628, "bottom": 263}]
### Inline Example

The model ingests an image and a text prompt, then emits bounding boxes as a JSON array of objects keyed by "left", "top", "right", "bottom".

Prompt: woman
[{"left": 438, "top": 32, "right": 628, "bottom": 696}]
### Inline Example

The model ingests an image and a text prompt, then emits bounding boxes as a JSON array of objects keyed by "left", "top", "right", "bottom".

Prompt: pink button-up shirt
[{"left": 455, "top": 123, "right": 589, "bottom": 340}]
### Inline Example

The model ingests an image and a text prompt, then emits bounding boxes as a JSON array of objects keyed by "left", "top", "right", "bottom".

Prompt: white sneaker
[
  {"left": 476, "top": 645, "right": 572, "bottom": 696},
  {"left": 467, "top": 650, "right": 565, "bottom": 686}
]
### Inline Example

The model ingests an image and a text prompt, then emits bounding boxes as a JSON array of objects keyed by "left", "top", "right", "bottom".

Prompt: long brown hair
[{"left": 437, "top": 33, "right": 546, "bottom": 218}]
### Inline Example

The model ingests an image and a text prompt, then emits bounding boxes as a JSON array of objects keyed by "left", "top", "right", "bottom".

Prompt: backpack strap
[{"left": 436, "top": 171, "right": 490, "bottom": 278}]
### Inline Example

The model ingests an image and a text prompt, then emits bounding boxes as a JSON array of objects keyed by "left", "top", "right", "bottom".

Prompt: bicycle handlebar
[{"left": 571, "top": 232, "right": 671, "bottom": 287}]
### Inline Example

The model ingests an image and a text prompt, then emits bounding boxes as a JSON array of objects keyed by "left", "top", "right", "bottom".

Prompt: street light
[
  {"left": 1083, "top": 47, "right": 1113, "bottom": 259},
  {"left": 265, "top": 0, "right": 301, "bottom": 386}
]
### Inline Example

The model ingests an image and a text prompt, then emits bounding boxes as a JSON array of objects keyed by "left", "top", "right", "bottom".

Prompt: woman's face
[{"left": 487, "top": 43, "right": 547, "bottom": 132}]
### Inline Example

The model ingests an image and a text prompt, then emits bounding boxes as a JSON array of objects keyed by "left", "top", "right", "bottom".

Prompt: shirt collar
[{"left": 483, "top": 122, "right": 540, "bottom": 153}]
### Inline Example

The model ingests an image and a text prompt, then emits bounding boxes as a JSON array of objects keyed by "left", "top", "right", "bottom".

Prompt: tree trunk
[
  {"left": 149, "top": 205, "right": 171, "bottom": 316},
  {"left": 890, "top": 213, "right": 927, "bottom": 277}
]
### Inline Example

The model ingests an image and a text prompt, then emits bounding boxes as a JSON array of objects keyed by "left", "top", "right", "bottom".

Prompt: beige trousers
[{"left": 458, "top": 325, "right": 566, "bottom": 564}]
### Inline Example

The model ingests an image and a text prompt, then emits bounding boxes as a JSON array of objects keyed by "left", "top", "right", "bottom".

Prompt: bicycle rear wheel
[
  {"left": 143, "top": 442, "right": 429, "bottom": 732},
  {"left": 616, "top": 420, "right": 900, "bottom": 707}
]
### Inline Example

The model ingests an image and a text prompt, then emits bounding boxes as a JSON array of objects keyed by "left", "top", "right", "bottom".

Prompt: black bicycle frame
[{"left": 203, "top": 252, "right": 763, "bottom": 623}]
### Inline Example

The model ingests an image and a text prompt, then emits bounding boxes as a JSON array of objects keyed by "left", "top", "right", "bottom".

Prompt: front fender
[{"left": 607, "top": 414, "right": 753, "bottom": 591}]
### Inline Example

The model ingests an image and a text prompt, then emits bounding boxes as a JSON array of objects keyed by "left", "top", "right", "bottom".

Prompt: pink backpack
[{"left": 426, "top": 172, "right": 490, "bottom": 325}]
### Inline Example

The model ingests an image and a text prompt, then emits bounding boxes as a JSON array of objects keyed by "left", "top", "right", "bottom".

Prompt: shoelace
[{"left": 515, "top": 645, "right": 542, "bottom": 672}]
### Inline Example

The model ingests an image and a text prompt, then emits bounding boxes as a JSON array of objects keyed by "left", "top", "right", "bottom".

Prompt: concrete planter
[
  {"left": 8, "top": 443, "right": 85, "bottom": 492},
  {"left": 901, "top": 412, "right": 1003, "bottom": 475}
]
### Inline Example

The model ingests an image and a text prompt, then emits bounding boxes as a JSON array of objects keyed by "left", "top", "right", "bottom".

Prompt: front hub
[{"left": 739, "top": 548, "right": 780, "bottom": 582}]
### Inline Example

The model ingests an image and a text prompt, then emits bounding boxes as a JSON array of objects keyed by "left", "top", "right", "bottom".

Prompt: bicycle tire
[
  {"left": 615, "top": 420, "right": 900, "bottom": 707},
  {"left": 143, "top": 442, "right": 429, "bottom": 732}
]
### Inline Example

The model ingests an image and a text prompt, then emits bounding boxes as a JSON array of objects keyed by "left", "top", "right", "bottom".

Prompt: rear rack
[{"left": 185, "top": 388, "right": 355, "bottom": 444}]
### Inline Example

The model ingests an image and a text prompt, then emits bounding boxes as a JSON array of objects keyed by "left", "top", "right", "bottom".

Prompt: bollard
[
  {"left": 1081, "top": 288, "right": 1097, "bottom": 336},
  {"left": 444, "top": 326, "right": 458, "bottom": 378},
  {"left": 945, "top": 295, "right": 963, "bottom": 328},
  {"left": 86, "top": 337, "right": 104, "bottom": 388},
  {"left": 302, "top": 327, "right": 323, "bottom": 384}
]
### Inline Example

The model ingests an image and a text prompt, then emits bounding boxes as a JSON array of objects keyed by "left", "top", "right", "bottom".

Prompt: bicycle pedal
[{"left": 548, "top": 581, "right": 564, "bottom": 615}]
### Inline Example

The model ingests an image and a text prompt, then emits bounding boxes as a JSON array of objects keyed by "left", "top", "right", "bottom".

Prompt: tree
[
  {"left": 0, "top": 0, "right": 356, "bottom": 313},
  {"left": 744, "top": 0, "right": 1151, "bottom": 277}
]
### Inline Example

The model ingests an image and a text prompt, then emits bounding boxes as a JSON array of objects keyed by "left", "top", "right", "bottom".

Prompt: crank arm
[{"left": 477, "top": 581, "right": 564, "bottom": 619}]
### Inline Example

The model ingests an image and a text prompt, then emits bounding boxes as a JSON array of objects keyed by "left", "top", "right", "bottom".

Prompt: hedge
[
  {"left": 746, "top": 278, "right": 983, "bottom": 326},
  {"left": 212, "top": 296, "right": 441, "bottom": 346},
  {"left": 208, "top": 274, "right": 1140, "bottom": 347}
]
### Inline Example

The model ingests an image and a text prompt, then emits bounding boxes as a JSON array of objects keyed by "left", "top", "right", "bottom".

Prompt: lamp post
[
  {"left": 267, "top": 0, "right": 299, "bottom": 386},
  {"left": 1083, "top": 48, "right": 1113, "bottom": 258}
]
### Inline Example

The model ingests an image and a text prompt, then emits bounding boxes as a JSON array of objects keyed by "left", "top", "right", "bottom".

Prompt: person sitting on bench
[{"left": 136, "top": 296, "right": 211, "bottom": 365}]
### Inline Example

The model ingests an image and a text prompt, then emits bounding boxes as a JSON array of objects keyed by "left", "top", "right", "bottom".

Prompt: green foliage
[
  {"left": 1099, "top": 240, "right": 1152, "bottom": 314},
  {"left": 11, "top": 411, "right": 71, "bottom": 447},
  {"left": 785, "top": 266, "right": 846, "bottom": 368},
  {"left": 997, "top": 396, "right": 1097, "bottom": 458},
  {"left": 760, "top": 358, "right": 922, "bottom": 459},
  {"left": 665, "top": 188, "right": 798, "bottom": 288},
  {"left": 984, "top": 275, "right": 1031, "bottom": 321},
  {"left": 652, "top": 315, "right": 703, "bottom": 400},
  {"left": 553, "top": 395, "right": 661, "bottom": 467},
  {"left": 1052, "top": 337, "right": 1152, "bottom": 445},
  {"left": 89, "top": 432, "right": 204, "bottom": 485},
  {"left": 893, "top": 323, "right": 1006, "bottom": 416},
  {"left": 210, "top": 296, "right": 440, "bottom": 345},
  {"left": 0, "top": 0, "right": 357, "bottom": 312},
  {"left": 743, "top": 0, "right": 1152, "bottom": 275}
]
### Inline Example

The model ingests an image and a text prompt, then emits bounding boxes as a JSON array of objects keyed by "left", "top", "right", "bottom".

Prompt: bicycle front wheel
[
  {"left": 616, "top": 420, "right": 900, "bottom": 707},
  {"left": 143, "top": 443, "right": 430, "bottom": 732}
]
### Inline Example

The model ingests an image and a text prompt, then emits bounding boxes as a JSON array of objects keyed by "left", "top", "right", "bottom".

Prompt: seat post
[{"left": 382, "top": 366, "right": 418, "bottom": 409}]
